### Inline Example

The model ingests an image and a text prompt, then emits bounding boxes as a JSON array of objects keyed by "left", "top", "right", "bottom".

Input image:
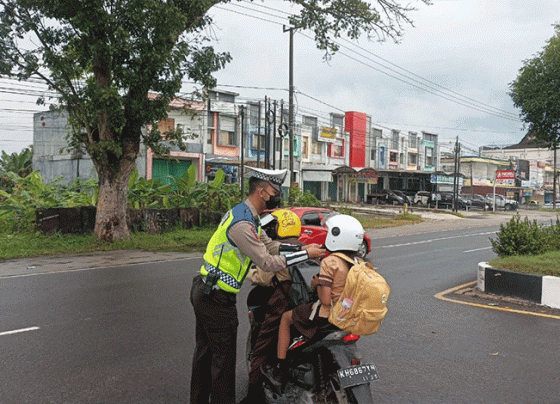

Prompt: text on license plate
[{"left": 337, "top": 364, "right": 379, "bottom": 388}]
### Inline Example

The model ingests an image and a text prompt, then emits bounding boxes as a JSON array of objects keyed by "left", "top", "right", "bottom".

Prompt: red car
[{"left": 267, "top": 207, "right": 372, "bottom": 258}]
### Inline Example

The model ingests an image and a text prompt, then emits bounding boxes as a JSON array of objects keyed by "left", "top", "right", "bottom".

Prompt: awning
[
  {"left": 302, "top": 170, "right": 333, "bottom": 182},
  {"left": 333, "top": 166, "right": 356, "bottom": 175}
]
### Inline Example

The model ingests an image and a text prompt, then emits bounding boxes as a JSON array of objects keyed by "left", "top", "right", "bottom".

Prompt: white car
[
  {"left": 542, "top": 201, "right": 560, "bottom": 209},
  {"left": 485, "top": 194, "right": 519, "bottom": 211}
]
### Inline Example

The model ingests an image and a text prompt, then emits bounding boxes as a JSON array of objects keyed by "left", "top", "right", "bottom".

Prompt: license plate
[{"left": 337, "top": 363, "right": 380, "bottom": 388}]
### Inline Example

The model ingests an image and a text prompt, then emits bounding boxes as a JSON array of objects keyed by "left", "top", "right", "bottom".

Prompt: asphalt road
[{"left": 1, "top": 210, "right": 559, "bottom": 403}]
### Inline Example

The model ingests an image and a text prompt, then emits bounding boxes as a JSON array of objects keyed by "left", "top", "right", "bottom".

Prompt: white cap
[{"left": 246, "top": 166, "right": 287, "bottom": 191}]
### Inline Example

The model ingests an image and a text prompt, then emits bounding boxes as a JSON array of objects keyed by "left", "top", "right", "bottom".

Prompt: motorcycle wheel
[{"left": 323, "top": 372, "right": 373, "bottom": 404}]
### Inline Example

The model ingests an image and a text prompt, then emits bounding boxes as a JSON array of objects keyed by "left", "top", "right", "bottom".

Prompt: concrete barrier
[{"left": 478, "top": 262, "right": 560, "bottom": 309}]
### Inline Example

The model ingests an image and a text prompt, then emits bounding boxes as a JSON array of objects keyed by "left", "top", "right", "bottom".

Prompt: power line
[{"left": 218, "top": 2, "right": 521, "bottom": 123}]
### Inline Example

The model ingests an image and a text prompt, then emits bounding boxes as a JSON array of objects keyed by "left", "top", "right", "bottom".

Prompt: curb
[
  {"left": 478, "top": 262, "right": 560, "bottom": 310},
  {"left": 435, "top": 281, "right": 560, "bottom": 320}
]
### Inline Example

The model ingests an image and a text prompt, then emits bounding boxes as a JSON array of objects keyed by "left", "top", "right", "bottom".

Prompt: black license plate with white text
[{"left": 337, "top": 363, "right": 380, "bottom": 388}]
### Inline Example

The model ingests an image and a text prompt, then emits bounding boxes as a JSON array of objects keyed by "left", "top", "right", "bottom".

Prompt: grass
[
  {"left": 354, "top": 212, "right": 423, "bottom": 229},
  {"left": 0, "top": 213, "right": 425, "bottom": 261},
  {"left": 489, "top": 250, "right": 560, "bottom": 277},
  {"left": 0, "top": 227, "right": 216, "bottom": 261}
]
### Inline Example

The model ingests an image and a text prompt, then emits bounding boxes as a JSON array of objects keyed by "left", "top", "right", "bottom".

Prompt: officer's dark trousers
[{"left": 190, "top": 275, "right": 238, "bottom": 404}]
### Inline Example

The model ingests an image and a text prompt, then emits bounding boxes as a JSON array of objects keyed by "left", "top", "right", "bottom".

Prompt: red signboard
[{"left": 495, "top": 170, "right": 515, "bottom": 180}]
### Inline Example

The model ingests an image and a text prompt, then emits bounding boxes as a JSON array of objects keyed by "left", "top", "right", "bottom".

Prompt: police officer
[{"left": 190, "top": 167, "right": 326, "bottom": 404}]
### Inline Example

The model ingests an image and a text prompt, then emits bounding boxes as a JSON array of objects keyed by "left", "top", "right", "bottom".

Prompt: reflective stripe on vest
[{"left": 201, "top": 202, "right": 261, "bottom": 294}]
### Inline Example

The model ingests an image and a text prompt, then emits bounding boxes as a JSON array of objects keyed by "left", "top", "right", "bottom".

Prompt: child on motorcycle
[
  {"left": 241, "top": 209, "right": 306, "bottom": 404},
  {"left": 263, "top": 214, "right": 366, "bottom": 387}
]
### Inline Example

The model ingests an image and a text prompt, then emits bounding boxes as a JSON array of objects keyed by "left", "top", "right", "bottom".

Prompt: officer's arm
[{"left": 229, "top": 221, "right": 309, "bottom": 272}]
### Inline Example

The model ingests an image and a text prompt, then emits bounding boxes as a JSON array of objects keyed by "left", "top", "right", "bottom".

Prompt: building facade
[{"left": 33, "top": 90, "right": 447, "bottom": 204}]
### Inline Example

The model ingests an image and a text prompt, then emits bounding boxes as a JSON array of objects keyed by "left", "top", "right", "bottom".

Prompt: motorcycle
[{"left": 246, "top": 258, "right": 379, "bottom": 404}]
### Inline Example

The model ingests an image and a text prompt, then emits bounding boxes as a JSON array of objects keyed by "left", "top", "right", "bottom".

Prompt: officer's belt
[{"left": 204, "top": 262, "right": 242, "bottom": 291}]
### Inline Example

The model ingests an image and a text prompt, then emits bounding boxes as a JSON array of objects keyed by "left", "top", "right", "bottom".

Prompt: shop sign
[
  {"left": 319, "top": 126, "right": 338, "bottom": 143},
  {"left": 210, "top": 100, "right": 236, "bottom": 114},
  {"left": 430, "top": 174, "right": 464, "bottom": 186},
  {"left": 422, "top": 140, "right": 435, "bottom": 148},
  {"left": 496, "top": 170, "right": 515, "bottom": 180}
]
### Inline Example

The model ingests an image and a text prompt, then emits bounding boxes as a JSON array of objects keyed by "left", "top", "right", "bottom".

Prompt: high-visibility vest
[{"left": 200, "top": 201, "right": 261, "bottom": 294}]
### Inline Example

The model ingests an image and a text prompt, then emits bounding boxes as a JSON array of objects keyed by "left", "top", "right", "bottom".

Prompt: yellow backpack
[{"left": 328, "top": 253, "right": 390, "bottom": 336}]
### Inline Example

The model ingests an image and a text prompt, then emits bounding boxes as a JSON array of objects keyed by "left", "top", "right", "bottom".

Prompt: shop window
[
  {"left": 252, "top": 133, "right": 264, "bottom": 151},
  {"left": 329, "top": 138, "right": 344, "bottom": 158},
  {"left": 312, "top": 141, "right": 322, "bottom": 155},
  {"left": 218, "top": 115, "right": 237, "bottom": 146},
  {"left": 425, "top": 147, "right": 434, "bottom": 167}
]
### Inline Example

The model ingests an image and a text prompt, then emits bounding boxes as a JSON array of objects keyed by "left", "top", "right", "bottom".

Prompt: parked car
[
  {"left": 460, "top": 194, "right": 492, "bottom": 210},
  {"left": 392, "top": 190, "right": 414, "bottom": 205},
  {"left": 265, "top": 207, "right": 372, "bottom": 258},
  {"left": 485, "top": 194, "right": 519, "bottom": 211},
  {"left": 414, "top": 191, "right": 431, "bottom": 205},
  {"left": 429, "top": 192, "right": 458, "bottom": 209},
  {"left": 366, "top": 189, "right": 406, "bottom": 205},
  {"left": 542, "top": 201, "right": 560, "bottom": 210}
]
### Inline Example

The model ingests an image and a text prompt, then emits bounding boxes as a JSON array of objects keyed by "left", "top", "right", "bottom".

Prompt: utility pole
[
  {"left": 554, "top": 142, "right": 558, "bottom": 209},
  {"left": 272, "top": 100, "right": 277, "bottom": 169},
  {"left": 240, "top": 105, "right": 245, "bottom": 198},
  {"left": 264, "top": 96, "right": 270, "bottom": 169},
  {"left": 257, "top": 101, "right": 261, "bottom": 168},
  {"left": 284, "top": 25, "right": 295, "bottom": 184},
  {"left": 279, "top": 100, "right": 284, "bottom": 170},
  {"left": 452, "top": 137, "right": 461, "bottom": 212}
]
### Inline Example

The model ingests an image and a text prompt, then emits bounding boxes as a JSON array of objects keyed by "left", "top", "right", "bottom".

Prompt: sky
[{"left": 1, "top": 0, "right": 559, "bottom": 156}]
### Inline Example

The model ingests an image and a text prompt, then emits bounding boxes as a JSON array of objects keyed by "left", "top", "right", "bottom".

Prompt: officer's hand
[{"left": 303, "top": 244, "right": 326, "bottom": 259}]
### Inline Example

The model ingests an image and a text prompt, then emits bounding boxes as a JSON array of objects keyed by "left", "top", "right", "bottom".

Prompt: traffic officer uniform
[{"left": 189, "top": 167, "right": 311, "bottom": 404}]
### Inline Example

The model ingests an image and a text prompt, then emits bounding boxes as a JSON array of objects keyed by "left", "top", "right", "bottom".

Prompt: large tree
[
  {"left": 510, "top": 23, "right": 560, "bottom": 207},
  {"left": 0, "top": 0, "right": 429, "bottom": 241}
]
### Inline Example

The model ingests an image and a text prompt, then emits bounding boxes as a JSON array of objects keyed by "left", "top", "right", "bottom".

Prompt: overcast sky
[
  {"left": 1, "top": 0, "right": 559, "bottom": 156},
  {"left": 201, "top": 0, "right": 560, "bottom": 155}
]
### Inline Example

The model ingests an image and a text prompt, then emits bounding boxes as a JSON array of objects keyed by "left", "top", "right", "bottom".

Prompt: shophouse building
[{"left": 480, "top": 133, "right": 558, "bottom": 204}]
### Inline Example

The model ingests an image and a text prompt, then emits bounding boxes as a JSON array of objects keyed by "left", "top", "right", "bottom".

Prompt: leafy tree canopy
[
  {"left": 0, "top": 0, "right": 429, "bottom": 240},
  {"left": 510, "top": 23, "right": 560, "bottom": 147}
]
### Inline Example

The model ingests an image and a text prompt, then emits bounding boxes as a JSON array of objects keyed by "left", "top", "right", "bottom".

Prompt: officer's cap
[{"left": 246, "top": 167, "right": 287, "bottom": 192}]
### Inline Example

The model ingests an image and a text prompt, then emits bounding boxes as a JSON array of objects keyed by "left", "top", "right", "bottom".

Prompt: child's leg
[{"left": 277, "top": 310, "right": 294, "bottom": 360}]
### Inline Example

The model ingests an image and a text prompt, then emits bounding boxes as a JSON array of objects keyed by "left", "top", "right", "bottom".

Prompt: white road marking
[
  {"left": 0, "top": 326, "right": 40, "bottom": 336},
  {"left": 463, "top": 246, "right": 493, "bottom": 253},
  {"left": 376, "top": 231, "right": 496, "bottom": 248}
]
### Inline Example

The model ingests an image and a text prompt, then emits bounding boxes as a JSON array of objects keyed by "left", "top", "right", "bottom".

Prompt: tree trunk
[{"left": 93, "top": 141, "right": 138, "bottom": 241}]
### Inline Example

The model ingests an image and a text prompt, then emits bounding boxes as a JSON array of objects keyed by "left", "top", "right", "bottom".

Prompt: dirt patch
[{"left": 442, "top": 285, "right": 560, "bottom": 318}]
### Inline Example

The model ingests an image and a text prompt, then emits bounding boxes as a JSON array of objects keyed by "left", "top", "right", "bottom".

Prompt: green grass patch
[
  {"left": 489, "top": 250, "right": 560, "bottom": 277},
  {"left": 354, "top": 212, "right": 423, "bottom": 229},
  {"left": 0, "top": 227, "right": 216, "bottom": 261},
  {"left": 1, "top": 213, "right": 426, "bottom": 261}
]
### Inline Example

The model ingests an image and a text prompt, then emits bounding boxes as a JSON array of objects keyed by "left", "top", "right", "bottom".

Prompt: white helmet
[{"left": 325, "top": 214, "right": 365, "bottom": 252}]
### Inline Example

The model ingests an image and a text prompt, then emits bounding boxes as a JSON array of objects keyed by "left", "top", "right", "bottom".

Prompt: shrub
[
  {"left": 490, "top": 215, "right": 550, "bottom": 257},
  {"left": 287, "top": 184, "right": 321, "bottom": 207}
]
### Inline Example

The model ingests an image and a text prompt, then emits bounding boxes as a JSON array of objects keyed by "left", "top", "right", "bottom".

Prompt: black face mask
[{"left": 265, "top": 193, "right": 282, "bottom": 210}]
